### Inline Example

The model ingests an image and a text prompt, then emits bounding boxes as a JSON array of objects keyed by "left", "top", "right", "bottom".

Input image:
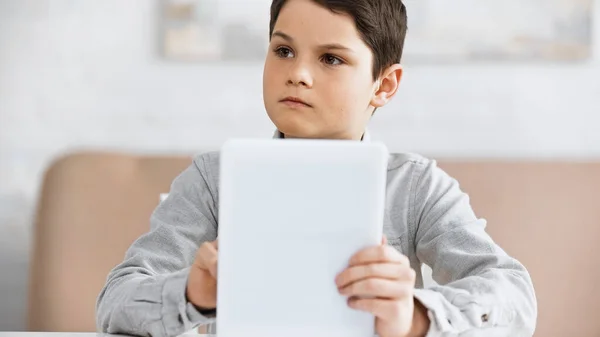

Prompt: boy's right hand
[{"left": 186, "top": 239, "right": 218, "bottom": 311}]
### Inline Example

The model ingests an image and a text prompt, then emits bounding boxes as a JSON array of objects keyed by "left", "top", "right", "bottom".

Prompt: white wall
[{"left": 0, "top": 0, "right": 599, "bottom": 331}]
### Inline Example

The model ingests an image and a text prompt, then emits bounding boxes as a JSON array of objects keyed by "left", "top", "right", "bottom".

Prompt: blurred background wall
[{"left": 0, "top": 0, "right": 599, "bottom": 330}]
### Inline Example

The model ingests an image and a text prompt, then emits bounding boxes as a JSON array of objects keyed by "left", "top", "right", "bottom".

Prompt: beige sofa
[
  {"left": 27, "top": 152, "right": 192, "bottom": 332},
  {"left": 27, "top": 152, "right": 600, "bottom": 336}
]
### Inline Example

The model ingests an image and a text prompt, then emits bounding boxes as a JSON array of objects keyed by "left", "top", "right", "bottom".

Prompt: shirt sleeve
[
  {"left": 410, "top": 160, "right": 537, "bottom": 336},
  {"left": 96, "top": 154, "right": 219, "bottom": 337}
]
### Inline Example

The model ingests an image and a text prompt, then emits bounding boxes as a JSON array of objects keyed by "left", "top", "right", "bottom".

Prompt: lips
[{"left": 280, "top": 96, "right": 312, "bottom": 107}]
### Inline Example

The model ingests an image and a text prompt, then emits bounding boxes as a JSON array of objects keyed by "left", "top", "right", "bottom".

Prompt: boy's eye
[
  {"left": 322, "top": 54, "right": 343, "bottom": 66},
  {"left": 275, "top": 46, "right": 294, "bottom": 58}
]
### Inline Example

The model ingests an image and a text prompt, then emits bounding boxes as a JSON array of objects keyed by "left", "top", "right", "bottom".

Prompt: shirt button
[{"left": 481, "top": 314, "right": 489, "bottom": 323}]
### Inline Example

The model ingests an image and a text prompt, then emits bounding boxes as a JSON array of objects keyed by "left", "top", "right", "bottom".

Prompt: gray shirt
[{"left": 96, "top": 147, "right": 537, "bottom": 337}]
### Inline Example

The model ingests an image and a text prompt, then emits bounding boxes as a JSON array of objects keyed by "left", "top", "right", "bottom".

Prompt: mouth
[{"left": 280, "top": 96, "right": 312, "bottom": 108}]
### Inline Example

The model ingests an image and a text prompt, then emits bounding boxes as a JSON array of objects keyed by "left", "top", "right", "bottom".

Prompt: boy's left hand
[{"left": 335, "top": 236, "right": 429, "bottom": 337}]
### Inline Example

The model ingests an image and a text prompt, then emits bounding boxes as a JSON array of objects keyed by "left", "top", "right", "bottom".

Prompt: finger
[
  {"left": 339, "top": 278, "right": 413, "bottom": 299},
  {"left": 382, "top": 235, "right": 388, "bottom": 245},
  {"left": 349, "top": 245, "right": 409, "bottom": 267},
  {"left": 197, "top": 242, "right": 219, "bottom": 277},
  {"left": 209, "top": 240, "right": 219, "bottom": 277},
  {"left": 207, "top": 258, "right": 218, "bottom": 279},
  {"left": 347, "top": 297, "right": 404, "bottom": 321},
  {"left": 336, "top": 263, "right": 406, "bottom": 288}
]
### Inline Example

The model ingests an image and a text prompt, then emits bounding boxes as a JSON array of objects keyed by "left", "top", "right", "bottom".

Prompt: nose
[{"left": 287, "top": 60, "right": 313, "bottom": 88}]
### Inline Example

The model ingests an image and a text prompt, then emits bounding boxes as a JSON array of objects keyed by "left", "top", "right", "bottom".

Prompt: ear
[{"left": 370, "top": 64, "right": 403, "bottom": 108}]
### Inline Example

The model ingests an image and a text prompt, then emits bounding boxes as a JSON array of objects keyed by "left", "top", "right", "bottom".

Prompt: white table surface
[{"left": 0, "top": 330, "right": 531, "bottom": 337}]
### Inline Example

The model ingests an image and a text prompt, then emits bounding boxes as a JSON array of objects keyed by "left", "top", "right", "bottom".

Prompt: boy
[{"left": 96, "top": 0, "right": 537, "bottom": 336}]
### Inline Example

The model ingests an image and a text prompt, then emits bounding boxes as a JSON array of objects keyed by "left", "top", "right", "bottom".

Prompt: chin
[
  {"left": 276, "top": 124, "right": 318, "bottom": 139},
  {"left": 269, "top": 114, "right": 321, "bottom": 139}
]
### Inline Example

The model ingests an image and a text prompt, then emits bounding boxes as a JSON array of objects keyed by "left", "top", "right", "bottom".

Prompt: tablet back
[{"left": 217, "top": 139, "right": 388, "bottom": 337}]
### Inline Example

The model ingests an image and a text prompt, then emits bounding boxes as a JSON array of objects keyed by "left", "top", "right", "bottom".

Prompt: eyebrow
[
  {"left": 271, "top": 30, "right": 355, "bottom": 53},
  {"left": 272, "top": 31, "right": 294, "bottom": 42}
]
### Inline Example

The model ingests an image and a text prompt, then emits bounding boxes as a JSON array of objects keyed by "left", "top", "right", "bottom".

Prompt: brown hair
[{"left": 269, "top": 0, "right": 408, "bottom": 80}]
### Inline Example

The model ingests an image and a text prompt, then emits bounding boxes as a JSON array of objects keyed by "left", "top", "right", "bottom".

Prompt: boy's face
[{"left": 263, "top": 0, "right": 399, "bottom": 140}]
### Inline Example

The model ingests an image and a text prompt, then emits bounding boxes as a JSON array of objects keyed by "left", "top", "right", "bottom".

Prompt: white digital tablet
[{"left": 216, "top": 139, "right": 389, "bottom": 337}]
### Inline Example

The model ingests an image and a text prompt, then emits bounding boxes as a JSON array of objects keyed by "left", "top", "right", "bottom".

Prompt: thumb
[
  {"left": 381, "top": 235, "right": 388, "bottom": 245},
  {"left": 208, "top": 260, "right": 218, "bottom": 279}
]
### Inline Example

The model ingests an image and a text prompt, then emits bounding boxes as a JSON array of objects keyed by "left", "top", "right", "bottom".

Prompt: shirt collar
[{"left": 273, "top": 130, "right": 371, "bottom": 141}]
